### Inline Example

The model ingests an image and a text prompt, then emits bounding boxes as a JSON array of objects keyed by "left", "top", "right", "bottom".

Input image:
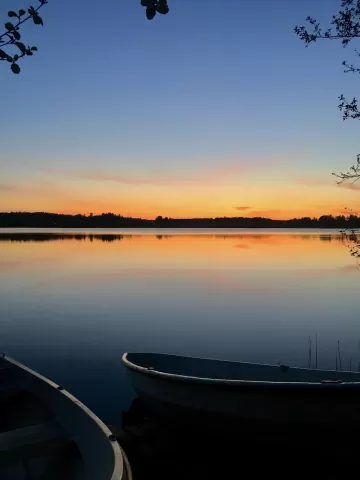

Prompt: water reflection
[
  {"left": 0, "top": 229, "right": 359, "bottom": 423},
  {"left": 0, "top": 231, "right": 344, "bottom": 243},
  {"left": 0, "top": 233, "right": 127, "bottom": 242}
]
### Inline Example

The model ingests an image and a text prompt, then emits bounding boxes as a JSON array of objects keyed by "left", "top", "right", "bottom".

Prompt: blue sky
[{"left": 1, "top": 0, "right": 360, "bottom": 218}]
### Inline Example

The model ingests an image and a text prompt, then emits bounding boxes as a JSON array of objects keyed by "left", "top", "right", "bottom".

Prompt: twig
[{"left": 338, "top": 341, "right": 342, "bottom": 372}]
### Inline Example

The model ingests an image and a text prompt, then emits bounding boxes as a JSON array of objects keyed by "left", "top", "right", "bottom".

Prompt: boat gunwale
[
  {"left": 122, "top": 353, "right": 360, "bottom": 390},
  {"left": 2, "top": 354, "right": 126, "bottom": 480}
]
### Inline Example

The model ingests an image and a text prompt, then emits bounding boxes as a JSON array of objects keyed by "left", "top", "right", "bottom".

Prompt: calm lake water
[{"left": 0, "top": 228, "right": 359, "bottom": 424}]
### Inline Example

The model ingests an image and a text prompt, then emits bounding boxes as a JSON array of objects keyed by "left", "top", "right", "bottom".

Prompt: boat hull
[
  {"left": 0, "top": 355, "right": 130, "bottom": 480},
  {"left": 123, "top": 353, "right": 360, "bottom": 427}
]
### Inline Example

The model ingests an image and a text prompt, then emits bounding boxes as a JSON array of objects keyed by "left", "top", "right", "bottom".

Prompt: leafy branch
[
  {"left": 140, "top": 0, "right": 169, "bottom": 20},
  {"left": 333, "top": 154, "right": 360, "bottom": 182},
  {"left": 340, "top": 210, "right": 360, "bottom": 261},
  {"left": 0, "top": 0, "right": 47, "bottom": 74},
  {"left": 295, "top": 0, "right": 360, "bottom": 121},
  {"left": 296, "top": 1, "right": 360, "bottom": 191},
  {"left": 1, "top": 0, "right": 169, "bottom": 74},
  {"left": 342, "top": 49, "right": 360, "bottom": 73},
  {"left": 294, "top": 7, "right": 360, "bottom": 47}
]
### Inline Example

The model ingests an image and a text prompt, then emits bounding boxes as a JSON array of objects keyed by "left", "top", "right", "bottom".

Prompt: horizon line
[{"left": 0, "top": 211, "right": 357, "bottom": 222}]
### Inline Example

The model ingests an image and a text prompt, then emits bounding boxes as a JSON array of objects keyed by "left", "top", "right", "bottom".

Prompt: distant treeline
[{"left": 1, "top": 212, "right": 360, "bottom": 229}]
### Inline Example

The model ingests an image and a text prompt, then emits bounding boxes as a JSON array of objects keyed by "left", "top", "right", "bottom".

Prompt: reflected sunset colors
[{"left": 0, "top": 231, "right": 359, "bottom": 422}]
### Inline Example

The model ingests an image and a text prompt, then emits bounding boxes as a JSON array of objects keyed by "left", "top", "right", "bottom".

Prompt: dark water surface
[{"left": 1, "top": 229, "right": 359, "bottom": 424}]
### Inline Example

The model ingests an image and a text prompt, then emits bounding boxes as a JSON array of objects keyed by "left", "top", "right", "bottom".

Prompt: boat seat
[
  {"left": 30, "top": 441, "right": 84, "bottom": 480},
  {"left": 0, "top": 420, "right": 70, "bottom": 463},
  {"left": 0, "top": 391, "right": 55, "bottom": 433}
]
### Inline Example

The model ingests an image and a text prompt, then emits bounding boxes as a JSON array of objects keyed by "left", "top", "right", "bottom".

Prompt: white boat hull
[
  {"left": 123, "top": 353, "right": 360, "bottom": 425},
  {"left": 0, "top": 355, "right": 130, "bottom": 480}
]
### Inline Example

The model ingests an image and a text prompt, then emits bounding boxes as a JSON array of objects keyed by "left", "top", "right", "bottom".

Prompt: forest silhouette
[{"left": 1, "top": 212, "right": 360, "bottom": 229}]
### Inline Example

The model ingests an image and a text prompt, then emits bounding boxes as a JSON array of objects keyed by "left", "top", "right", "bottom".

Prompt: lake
[{"left": 0, "top": 228, "right": 359, "bottom": 424}]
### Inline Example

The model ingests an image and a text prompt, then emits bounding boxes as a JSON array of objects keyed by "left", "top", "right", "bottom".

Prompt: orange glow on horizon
[
  {"left": 1, "top": 163, "right": 360, "bottom": 220},
  {"left": 0, "top": 204, "right": 356, "bottom": 221}
]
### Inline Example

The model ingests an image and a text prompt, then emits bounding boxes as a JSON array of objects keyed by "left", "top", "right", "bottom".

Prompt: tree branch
[
  {"left": 0, "top": 0, "right": 47, "bottom": 74},
  {"left": 333, "top": 154, "right": 360, "bottom": 182},
  {"left": 295, "top": 1, "right": 360, "bottom": 122},
  {"left": 0, "top": 1, "right": 46, "bottom": 43}
]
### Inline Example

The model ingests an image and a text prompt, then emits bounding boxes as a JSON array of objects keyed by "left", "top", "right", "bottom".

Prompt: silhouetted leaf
[
  {"left": 146, "top": 7, "right": 156, "bottom": 20},
  {"left": 26, "top": 50, "right": 33, "bottom": 55},
  {"left": 13, "top": 54, "right": 19, "bottom": 61},
  {"left": 5, "top": 22, "right": 14, "bottom": 30},
  {"left": 19, "top": 9, "right": 26, "bottom": 16},
  {"left": 8, "top": 11, "right": 17, "bottom": 18},
  {"left": 141, "top": 0, "right": 151, "bottom": 5},
  {"left": 32, "top": 14, "right": 43, "bottom": 25},
  {"left": 31, "top": 46, "right": 38, "bottom": 51},
  {"left": 11, "top": 63, "right": 20, "bottom": 74},
  {"left": 15, "top": 42, "right": 26, "bottom": 54},
  {"left": 0, "top": 49, "right": 7, "bottom": 59},
  {"left": 13, "top": 30, "right": 21, "bottom": 40},
  {"left": 156, "top": 3, "right": 169, "bottom": 15}
]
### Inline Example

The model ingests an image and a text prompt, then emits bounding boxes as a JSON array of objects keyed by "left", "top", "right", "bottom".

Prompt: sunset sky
[{"left": 1, "top": 0, "right": 360, "bottom": 219}]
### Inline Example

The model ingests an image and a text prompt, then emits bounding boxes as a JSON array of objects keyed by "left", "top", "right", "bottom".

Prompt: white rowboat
[
  {"left": 122, "top": 352, "right": 360, "bottom": 425},
  {"left": 0, "top": 354, "right": 131, "bottom": 480}
]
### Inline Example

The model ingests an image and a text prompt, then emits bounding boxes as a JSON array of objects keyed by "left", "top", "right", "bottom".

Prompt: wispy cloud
[
  {"left": 233, "top": 206, "right": 251, "bottom": 211},
  {"left": 294, "top": 176, "right": 334, "bottom": 187},
  {"left": 295, "top": 175, "right": 360, "bottom": 193},
  {"left": 0, "top": 184, "right": 16, "bottom": 191},
  {"left": 337, "top": 181, "right": 360, "bottom": 191},
  {"left": 41, "top": 154, "right": 287, "bottom": 187},
  {"left": 44, "top": 166, "right": 244, "bottom": 186},
  {"left": 245, "top": 209, "right": 282, "bottom": 218}
]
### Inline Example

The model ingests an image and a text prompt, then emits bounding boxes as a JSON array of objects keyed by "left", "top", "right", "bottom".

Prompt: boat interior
[{"left": 0, "top": 358, "right": 84, "bottom": 480}]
